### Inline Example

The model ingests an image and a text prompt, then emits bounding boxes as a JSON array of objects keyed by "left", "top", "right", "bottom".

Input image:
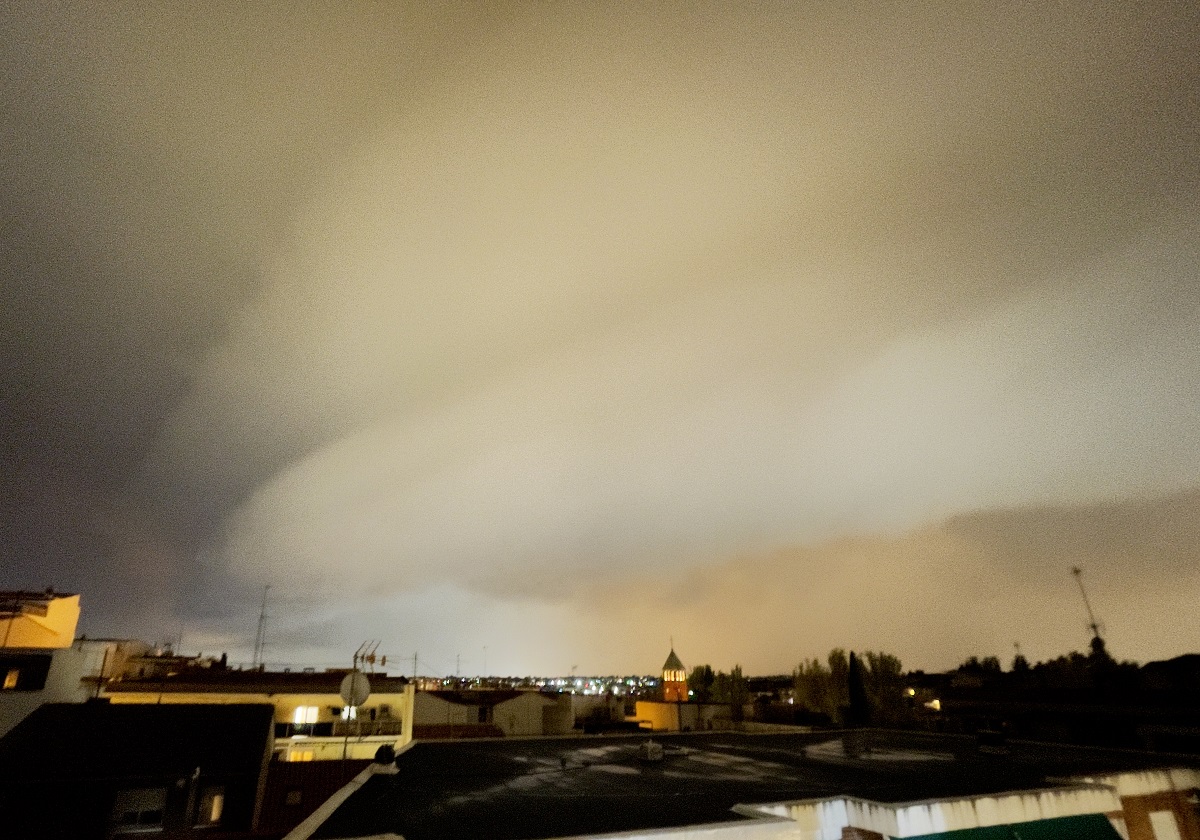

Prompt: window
[
  {"left": 195, "top": 785, "right": 224, "bottom": 827},
  {"left": 0, "top": 654, "right": 50, "bottom": 690},
  {"left": 292, "top": 706, "right": 318, "bottom": 725},
  {"left": 112, "top": 787, "right": 167, "bottom": 832},
  {"left": 288, "top": 750, "right": 314, "bottom": 762},
  {"left": 339, "top": 705, "right": 357, "bottom": 721},
  {"left": 1150, "top": 811, "right": 1182, "bottom": 840}
]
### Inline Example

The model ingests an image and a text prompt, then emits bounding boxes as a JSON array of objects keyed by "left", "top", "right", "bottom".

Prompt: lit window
[
  {"left": 195, "top": 786, "right": 224, "bottom": 827},
  {"left": 2, "top": 669, "right": 17, "bottom": 689},
  {"left": 288, "top": 750, "right": 314, "bottom": 762},
  {"left": 292, "top": 706, "right": 318, "bottom": 725},
  {"left": 112, "top": 787, "right": 167, "bottom": 832},
  {"left": 339, "top": 705, "right": 357, "bottom": 721}
]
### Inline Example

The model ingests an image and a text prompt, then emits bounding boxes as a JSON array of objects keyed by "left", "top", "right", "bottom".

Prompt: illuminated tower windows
[{"left": 662, "top": 647, "right": 686, "bottom": 702}]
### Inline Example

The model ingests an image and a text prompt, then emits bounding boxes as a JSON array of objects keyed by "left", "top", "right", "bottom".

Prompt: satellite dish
[{"left": 340, "top": 670, "right": 371, "bottom": 707}]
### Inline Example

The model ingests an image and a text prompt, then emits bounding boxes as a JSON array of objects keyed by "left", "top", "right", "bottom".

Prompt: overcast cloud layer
[{"left": 3, "top": 2, "right": 1199, "bottom": 675}]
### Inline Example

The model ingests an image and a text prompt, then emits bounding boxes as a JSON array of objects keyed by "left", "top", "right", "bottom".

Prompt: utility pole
[{"left": 252, "top": 585, "right": 270, "bottom": 669}]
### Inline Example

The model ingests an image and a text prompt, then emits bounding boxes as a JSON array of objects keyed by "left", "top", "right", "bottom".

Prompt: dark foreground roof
[
  {"left": 0, "top": 702, "right": 274, "bottom": 838},
  {"left": 311, "top": 729, "right": 1195, "bottom": 840},
  {"left": 0, "top": 701, "right": 273, "bottom": 781}
]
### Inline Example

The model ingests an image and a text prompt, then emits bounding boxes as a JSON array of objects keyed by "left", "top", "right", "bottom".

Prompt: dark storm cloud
[
  {"left": 2, "top": 1, "right": 485, "bottom": 631},
  {"left": 2, "top": 2, "right": 1199, "bottom": 670}
]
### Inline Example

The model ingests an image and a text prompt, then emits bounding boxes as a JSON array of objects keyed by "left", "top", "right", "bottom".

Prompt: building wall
[
  {"left": 572, "top": 693, "right": 618, "bottom": 722},
  {"left": 106, "top": 687, "right": 412, "bottom": 727},
  {"left": 411, "top": 690, "right": 561, "bottom": 737},
  {"left": 75, "top": 639, "right": 153, "bottom": 684},
  {"left": 769, "top": 785, "right": 1124, "bottom": 840},
  {"left": 663, "top": 677, "right": 687, "bottom": 703},
  {"left": 543, "top": 693, "right": 575, "bottom": 735},
  {"left": 1072, "top": 769, "right": 1200, "bottom": 840},
  {"left": 256, "top": 758, "right": 371, "bottom": 836},
  {"left": 107, "top": 684, "right": 416, "bottom": 757},
  {"left": 413, "top": 691, "right": 479, "bottom": 728},
  {"left": 552, "top": 819, "right": 797, "bottom": 840},
  {"left": 634, "top": 701, "right": 745, "bottom": 732},
  {"left": 0, "top": 645, "right": 95, "bottom": 738},
  {"left": 493, "top": 692, "right": 557, "bottom": 736},
  {"left": 0, "top": 594, "right": 80, "bottom": 649},
  {"left": 1121, "top": 791, "right": 1200, "bottom": 840},
  {"left": 635, "top": 700, "right": 706, "bottom": 732},
  {"left": 0, "top": 639, "right": 161, "bottom": 738}
]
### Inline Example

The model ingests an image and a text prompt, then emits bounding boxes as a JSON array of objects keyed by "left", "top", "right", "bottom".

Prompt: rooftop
[
  {"left": 308, "top": 729, "right": 1195, "bottom": 840},
  {"left": 0, "top": 589, "right": 76, "bottom": 616}
]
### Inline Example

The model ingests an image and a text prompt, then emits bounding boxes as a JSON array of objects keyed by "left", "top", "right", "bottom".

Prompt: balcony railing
[
  {"left": 331, "top": 720, "right": 405, "bottom": 737},
  {"left": 275, "top": 720, "right": 406, "bottom": 738}
]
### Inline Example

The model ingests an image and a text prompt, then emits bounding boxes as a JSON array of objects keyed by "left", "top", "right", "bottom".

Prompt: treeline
[
  {"left": 684, "top": 650, "right": 912, "bottom": 727},
  {"left": 951, "top": 643, "right": 1146, "bottom": 696},
  {"left": 793, "top": 649, "right": 909, "bottom": 727},
  {"left": 686, "top": 664, "right": 750, "bottom": 705}
]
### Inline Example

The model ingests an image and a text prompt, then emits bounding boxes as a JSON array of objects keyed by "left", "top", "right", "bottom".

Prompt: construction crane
[
  {"left": 252, "top": 585, "right": 270, "bottom": 670},
  {"left": 1071, "top": 567, "right": 1109, "bottom": 658}
]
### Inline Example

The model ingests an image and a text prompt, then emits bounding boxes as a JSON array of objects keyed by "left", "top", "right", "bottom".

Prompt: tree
[
  {"left": 711, "top": 665, "right": 748, "bottom": 703},
  {"left": 728, "top": 665, "right": 750, "bottom": 707},
  {"left": 827, "top": 648, "right": 850, "bottom": 720},
  {"left": 713, "top": 665, "right": 750, "bottom": 721},
  {"left": 862, "top": 651, "right": 907, "bottom": 725},
  {"left": 792, "top": 658, "right": 832, "bottom": 718},
  {"left": 847, "top": 652, "right": 870, "bottom": 726},
  {"left": 687, "top": 664, "right": 715, "bottom": 703},
  {"left": 959, "top": 655, "right": 1002, "bottom": 675}
]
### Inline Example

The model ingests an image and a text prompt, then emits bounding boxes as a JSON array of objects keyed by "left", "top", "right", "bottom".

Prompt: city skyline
[{"left": 3, "top": 3, "right": 1200, "bottom": 675}]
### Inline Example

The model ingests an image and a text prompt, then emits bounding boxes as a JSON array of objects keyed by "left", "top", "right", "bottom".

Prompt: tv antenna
[{"left": 354, "top": 640, "right": 385, "bottom": 672}]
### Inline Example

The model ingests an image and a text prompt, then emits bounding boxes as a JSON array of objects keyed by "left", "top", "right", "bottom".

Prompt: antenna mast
[{"left": 252, "top": 585, "right": 270, "bottom": 669}]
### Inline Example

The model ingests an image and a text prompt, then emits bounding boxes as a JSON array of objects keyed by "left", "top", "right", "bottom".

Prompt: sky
[{"left": 2, "top": 2, "right": 1199, "bottom": 677}]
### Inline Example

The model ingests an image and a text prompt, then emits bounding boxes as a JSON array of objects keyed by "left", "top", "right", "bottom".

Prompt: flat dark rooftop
[{"left": 312, "top": 729, "right": 1197, "bottom": 840}]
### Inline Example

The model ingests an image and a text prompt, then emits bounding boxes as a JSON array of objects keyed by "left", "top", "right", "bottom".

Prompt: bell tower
[{"left": 662, "top": 645, "right": 687, "bottom": 702}]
